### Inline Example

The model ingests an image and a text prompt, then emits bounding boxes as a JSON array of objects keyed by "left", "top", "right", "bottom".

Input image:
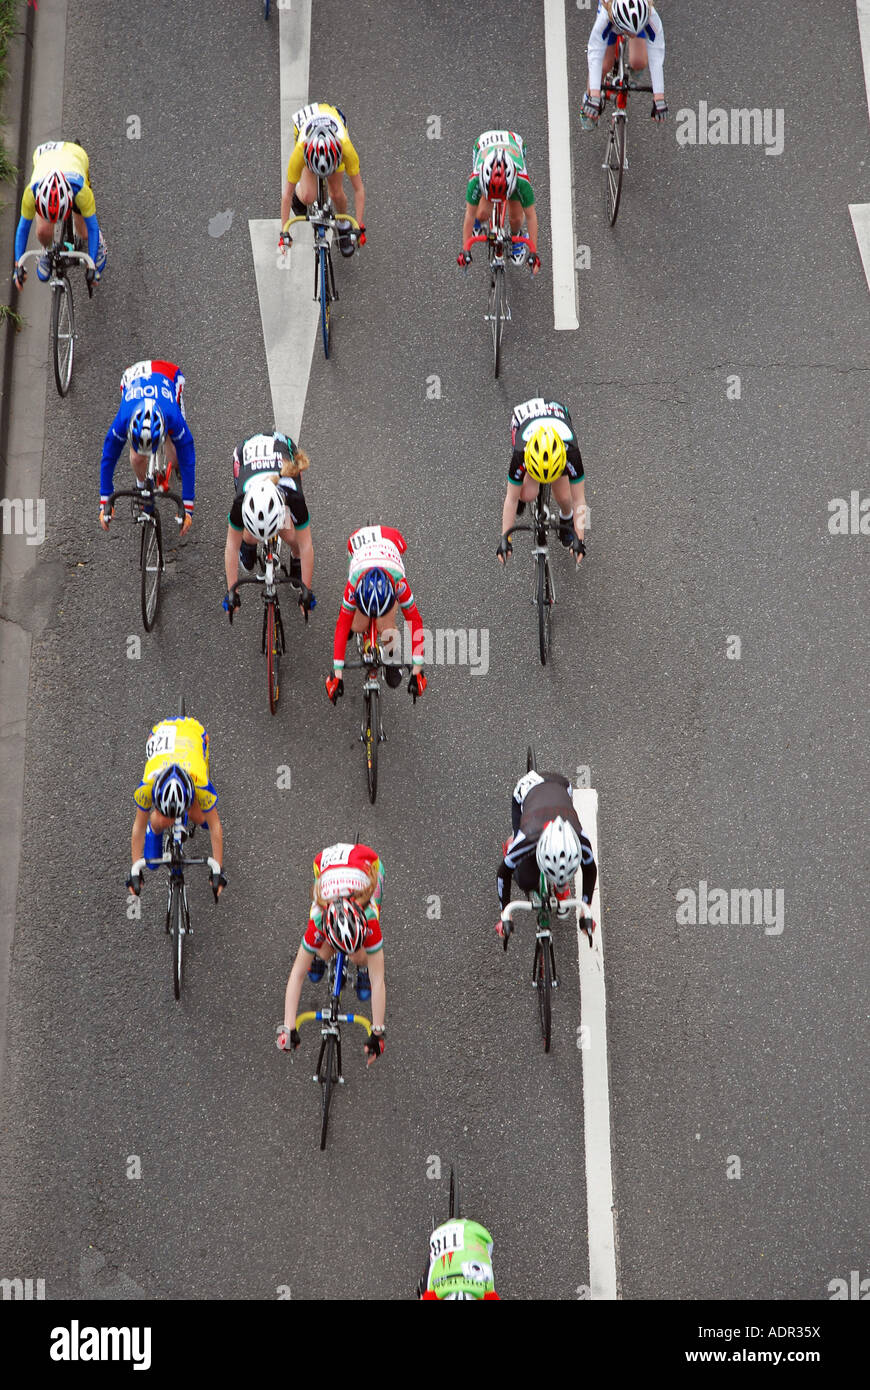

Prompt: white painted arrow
[{"left": 249, "top": 0, "right": 318, "bottom": 441}]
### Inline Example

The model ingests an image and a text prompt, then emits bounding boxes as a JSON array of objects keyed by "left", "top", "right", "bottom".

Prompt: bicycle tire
[
  {"left": 319, "top": 244, "right": 331, "bottom": 358},
  {"left": 51, "top": 277, "right": 75, "bottom": 396},
  {"left": 266, "top": 601, "right": 280, "bottom": 714},
  {"left": 604, "top": 114, "right": 626, "bottom": 227},
  {"left": 527, "top": 746, "right": 536, "bottom": 774},
  {"left": 488, "top": 268, "right": 505, "bottom": 378},
  {"left": 264, "top": 0, "right": 270, "bottom": 16},
  {"left": 319, "top": 1034, "right": 338, "bottom": 1150},
  {"left": 178, "top": 692, "right": 186, "bottom": 718},
  {"left": 536, "top": 937, "right": 552, "bottom": 1052},
  {"left": 365, "top": 686, "right": 379, "bottom": 803},
  {"left": 536, "top": 553, "right": 553, "bottom": 665},
  {"left": 448, "top": 1163, "right": 460, "bottom": 1219},
  {"left": 169, "top": 879, "right": 184, "bottom": 1001},
  {"left": 140, "top": 511, "right": 163, "bottom": 632}
]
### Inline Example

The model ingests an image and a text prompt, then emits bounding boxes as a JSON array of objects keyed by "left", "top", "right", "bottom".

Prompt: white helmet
[
  {"left": 610, "top": 0, "right": 650, "bottom": 35},
  {"left": 536, "top": 817, "right": 582, "bottom": 889},
  {"left": 242, "top": 479, "right": 284, "bottom": 541}
]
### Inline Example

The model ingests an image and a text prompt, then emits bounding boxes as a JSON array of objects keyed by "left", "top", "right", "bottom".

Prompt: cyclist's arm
[
  {"left": 501, "top": 480, "right": 522, "bottom": 536},
  {"left": 580, "top": 847, "right": 598, "bottom": 907},
  {"left": 497, "top": 854, "right": 513, "bottom": 911},
  {"left": 284, "top": 937, "right": 315, "bottom": 1031},
  {"left": 586, "top": 10, "right": 610, "bottom": 98},
  {"left": 99, "top": 418, "right": 128, "bottom": 507},
  {"left": 333, "top": 595, "right": 355, "bottom": 671},
  {"left": 291, "top": 521, "right": 314, "bottom": 589},
  {"left": 281, "top": 179, "right": 295, "bottom": 230},
  {"left": 13, "top": 214, "right": 33, "bottom": 264},
  {"left": 194, "top": 804, "right": 223, "bottom": 869},
  {"left": 366, "top": 948, "right": 386, "bottom": 1032},
  {"left": 570, "top": 478, "right": 587, "bottom": 540},
  {"left": 224, "top": 522, "right": 243, "bottom": 592},
  {"left": 131, "top": 807, "right": 150, "bottom": 865},
  {"left": 461, "top": 200, "right": 476, "bottom": 245},
  {"left": 169, "top": 418, "right": 196, "bottom": 517},
  {"left": 397, "top": 585, "right": 425, "bottom": 665},
  {"left": 80, "top": 210, "right": 100, "bottom": 262},
  {"left": 347, "top": 171, "right": 365, "bottom": 227},
  {"left": 524, "top": 204, "right": 539, "bottom": 250},
  {"left": 647, "top": 10, "right": 665, "bottom": 99}
]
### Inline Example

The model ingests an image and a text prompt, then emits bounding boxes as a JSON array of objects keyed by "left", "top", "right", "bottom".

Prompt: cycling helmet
[
  {"left": 35, "top": 171, "right": 73, "bottom": 223},
  {"left": 524, "top": 424, "right": 567, "bottom": 483},
  {"left": 128, "top": 401, "right": 165, "bottom": 455},
  {"left": 443, "top": 1291, "right": 477, "bottom": 1300},
  {"left": 324, "top": 898, "right": 367, "bottom": 954},
  {"left": 354, "top": 567, "right": 394, "bottom": 617},
  {"left": 152, "top": 764, "right": 194, "bottom": 819},
  {"left": 536, "top": 817, "right": 583, "bottom": 889},
  {"left": 610, "top": 0, "right": 650, "bottom": 36},
  {"left": 242, "top": 478, "right": 284, "bottom": 542},
  {"left": 480, "top": 148, "right": 517, "bottom": 202},
  {"left": 304, "top": 128, "right": 342, "bottom": 177}
]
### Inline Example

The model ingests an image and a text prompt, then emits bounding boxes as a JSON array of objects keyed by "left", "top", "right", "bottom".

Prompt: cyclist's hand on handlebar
[
  {"left": 326, "top": 674, "right": 344, "bottom": 704},
  {"left": 99, "top": 503, "right": 114, "bottom": 531},
  {"left": 279, "top": 230, "right": 293, "bottom": 253},
  {"left": 570, "top": 535, "right": 587, "bottom": 565},
  {"left": 209, "top": 864, "right": 227, "bottom": 899},
  {"left": 298, "top": 586, "right": 315, "bottom": 619},
  {"left": 356, "top": 223, "right": 366, "bottom": 247},
  {"left": 408, "top": 670, "right": 426, "bottom": 700},
  {"left": 13, "top": 261, "right": 26, "bottom": 291},
  {"left": 582, "top": 92, "right": 602, "bottom": 121},
  {"left": 276, "top": 1024, "right": 301, "bottom": 1052},
  {"left": 528, "top": 253, "right": 541, "bottom": 275},
  {"left": 651, "top": 99, "right": 669, "bottom": 122},
  {"left": 496, "top": 534, "right": 513, "bottom": 565},
  {"left": 180, "top": 512, "right": 193, "bottom": 537},
  {"left": 125, "top": 870, "right": 143, "bottom": 897},
  {"left": 365, "top": 1029, "right": 385, "bottom": 1066},
  {"left": 222, "top": 588, "right": 241, "bottom": 623},
  {"left": 495, "top": 918, "right": 512, "bottom": 949},
  {"left": 457, "top": 250, "right": 472, "bottom": 268}
]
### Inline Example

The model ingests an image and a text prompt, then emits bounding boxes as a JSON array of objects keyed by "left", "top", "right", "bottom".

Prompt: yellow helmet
[{"left": 524, "top": 424, "right": 566, "bottom": 483}]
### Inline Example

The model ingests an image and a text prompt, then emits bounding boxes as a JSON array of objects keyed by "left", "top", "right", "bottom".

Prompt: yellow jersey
[
  {"left": 133, "top": 718, "right": 218, "bottom": 813},
  {"left": 286, "top": 103, "right": 360, "bottom": 184},
  {"left": 21, "top": 141, "right": 96, "bottom": 220}
]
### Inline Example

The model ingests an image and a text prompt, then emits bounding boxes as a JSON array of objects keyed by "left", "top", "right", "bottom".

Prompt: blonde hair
[
  {"left": 313, "top": 860, "right": 378, "bottom": 911},
  {"left": 282, "top": 447, "right": 310, "bottom": 478}
]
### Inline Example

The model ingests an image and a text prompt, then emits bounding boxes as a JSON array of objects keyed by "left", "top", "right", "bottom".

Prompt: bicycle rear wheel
[
  {"left": 364, "top": 687, "right": 379, "bottom": 803},
  {"left": 319, "top": 1034, "right": 339, "bottom": 1150},
  {"left": 266, "top": 601, "right": 280, "bottom": 714},
  {"left": 318, "top": 244, "right": 332, "bottom": 359},
  {"left": 140, "top": 512, "right": 163, "bottom": 631},
  {"left": 604, "top": 114, "right": 626, "bottom": 227},
  {"left": 535, "top": 937, "right": 552, "bottom": 1052},
  {"left": 169, "top": 878, "right": 184, "bottom": 1001},
  {"left": 51, "top": 277, "right": 75, "bottom": 396},
  {"left": 536, "top": 553, "right": 553, "bottom": 665},
  {"left": 527, "top": 746, "right": 536, "bottom": 774},
  {"left": 488, "top": 268, "right": 505, "bottom": 378},
  {"left": 448, "top": 1163, "right": 460, "bottom": 1219}
]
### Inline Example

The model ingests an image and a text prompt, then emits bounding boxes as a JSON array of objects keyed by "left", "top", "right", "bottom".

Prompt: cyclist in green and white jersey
[
  {"left": 420, "top": 1218, "right": 500, "bottom": 1300},
  {"left": 458, "top": 130, "right": 540, "bottom": 273}
]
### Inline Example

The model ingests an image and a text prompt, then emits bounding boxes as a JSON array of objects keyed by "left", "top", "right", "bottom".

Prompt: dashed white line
[{"left": 850, "top": 1, "right": 870, "bottom": 291}]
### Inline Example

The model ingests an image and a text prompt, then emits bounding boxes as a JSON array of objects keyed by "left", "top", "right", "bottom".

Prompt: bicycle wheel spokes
[
  {"left": 364, "top": 686, "right": 379, "bottom": 803},
  {"left": 604, "top": 115, "right": 626, "bottom": 226},
  {"left": 536, "top": 553, "right": 553, "bottom": 665},
  {"left": 266, "top": 601, "right": 280, "bottom": 714},
  {"left": 319, "top": 1034, "right": 338, "bottom": 1149},
  {"left": 51, "top": 278, "right": 76, "bottom": 396},
  {"left": 535, "top": 937, "right": 552, "bottom": 1052},
  {"left": 140, "top": 512, "right": 163, "bottom": 631}
]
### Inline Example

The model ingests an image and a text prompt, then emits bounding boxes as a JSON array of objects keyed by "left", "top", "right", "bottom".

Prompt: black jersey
[{"left": 498, "top": 772, "right": 596, "bottom": 907}]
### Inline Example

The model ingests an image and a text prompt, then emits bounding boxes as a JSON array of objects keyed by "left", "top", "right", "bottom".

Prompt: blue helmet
[
  {"left": 354, "top": 567, "right": 394, "bottom": 617},
  {"left": 152, "top": 764, "right": 194, "bottom": 818},
  {"left": 128, "top": 401, "right": 165, "bottom": 455}
]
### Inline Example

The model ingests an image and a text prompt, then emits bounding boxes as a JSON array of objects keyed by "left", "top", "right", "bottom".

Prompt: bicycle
[
  {"left": 264, "top": 0, "right": 270, "bottom": 16},
  {"left": 502, "top": 483, "right": 566, "bottom": 665},
  {"left": 460, "top": 198, "right": 536, "bottom": 378},
  {"left": 16, "top": 213, "right": 95, "bottom": 396},
  {"left": 104, "top": 441, "right": 186, "bottom": 631},
  {"left": 599, "top": 33, "right": 653, "bottom": 226},
  {"left": 500, "top": 748, "right": 593, "bottom": 1051},
  {"left": 416, "top": 1164, "right": 461, "bottom": 1297},
  {"left": 281, "top": 177, "right": 363, "bottom": 359},
  {"left": 294, "top": 949, "right": 372, "bottom": 1149},
  {"left": 129, "top": 699, "right": 222, "bottom": 1001},
  {"left": 340, "top": 616, "right": 419, "bottom": 803},
  {"left": 229, "top": 536, "right": 312, "bottom": 715}
]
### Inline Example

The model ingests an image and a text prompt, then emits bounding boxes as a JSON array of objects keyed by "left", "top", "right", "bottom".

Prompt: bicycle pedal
[{"left": 552, "top": 977, "right": 560, "bottom": 989}]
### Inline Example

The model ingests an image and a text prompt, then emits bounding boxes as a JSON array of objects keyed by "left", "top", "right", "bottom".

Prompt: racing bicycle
[
  {"left": 416, "top": 1164, "right": 461, "bottom": 1297},
  {"left": 460, "top": 198, "right": 536, "bottom": 377},
  {"left": 293, "top": 949, "right": 372, "bottom": 1149},
  {"left": 502, "top": 483, "right": 575, "bottom": 665},
  {"left": 229, "top": 536, "right": 312, "bottom": 715},
  {"left": 16, "top": 212, "right": 95, "bottom": 396},
  {"left": 340, "top": 616, "right": 420, "bottom": 803},
  {"left": 104, "top": 440, "right": 185, "bottom": 631},
  {"left": 281, "top": 176, "right": 364, "bottom": 359},
  {"left": 599, "top": 33, "right": 653, "bottom": 226}
]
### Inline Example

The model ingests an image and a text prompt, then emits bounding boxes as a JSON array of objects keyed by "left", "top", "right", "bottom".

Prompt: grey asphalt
[{"left": 0, "top": 0, "right": 867, "bottom": 1300}]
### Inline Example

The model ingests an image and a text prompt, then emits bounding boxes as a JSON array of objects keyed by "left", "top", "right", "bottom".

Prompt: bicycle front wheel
[
  {"left": 488, "top": 268, "right": 505, "bottom": 378},
  {"left": 536, "top": 553, "right": 553, "bottom": 665},
  {"left": 448, "top": 1163, "right": 461, "bottom": 1219},
  {"left": 264, "top": 0, "right": 270, "bottom": 16},
  {"left": 604, "top": 114, "right": 626, "bottom": 227},
  {"left": 319, "top": 245, "right": 332, "bottom": 358},
  {"left": 527, "top": 745, "right": 537, "bottom": 774},
  {"left": 535, "top": 938, "right": 552, "bottom": 1052},
  {"left": 140, "top": 512, "right": 163, "bottom": 631},
  {"left": 364, "top": 687, "right": 379, "bottom": 803},
  {"left": 266, "top": 601, "right": 280, "bottom": 714},
  {"left": 169, "top": 879, "right": 184, "bottom": 1001},
  {"left": 51, "top": 278, "right": 75, "bottom": 396},
  {"left": 319, "top": 1034, "right": 338, "bottom": 1150}
]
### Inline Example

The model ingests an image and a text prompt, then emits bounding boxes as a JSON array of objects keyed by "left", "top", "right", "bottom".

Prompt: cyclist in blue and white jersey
[
  {"left": 98, "top": 360, "right": 195, "bottom": 535},
  {"left": 580, "top": 1, "right": 667, "bottom": 130}
]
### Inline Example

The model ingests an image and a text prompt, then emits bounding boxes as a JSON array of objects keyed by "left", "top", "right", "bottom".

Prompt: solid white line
[
  {"left": 573, "top": 787, "right": 618, "bottom": 1299},
  {"left": 544, "top": 0, "right": 579, "bottom": 330},
  {"left": 849, "top": 204, "right": 870, "bottom": 291},
  {"left": 856, "top": 0, "right": 870, "bottom": 118}
]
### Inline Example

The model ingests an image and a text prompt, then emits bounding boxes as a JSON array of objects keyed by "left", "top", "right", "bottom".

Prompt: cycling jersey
[
  {"left": 133, "top": 717, "right": 217, "bottom": 814},
  {"left": 508, "top": 398, "right": 584, "bottom": 485},
  {"left": 466, "top": 129, "right": 535, "bottom": 209},
  {"left": 100, "top": 361, "right": 196, "bottom": 513},
  {"left": 14, "top": 141, "right": 101, "bottom": 263},
  {"left": 498, "top": 772, "right": 596, "bottom": 908},
  {"left": 422, "top": 1220, "right": 499, "bottom": 1300},
  {"left": 286, "top": 103, "right": 360, "bottom": 184},
  {"left": 332, "top": 525, "right": 425, "bottom": 670},
  {"left": 313, "top": 842, "right": 384, "bottom": 908},
  {"left": 227, "top": 433, "right": 310, "bottom": 531},
  {"left": 587, "top": 3, "right": 665, "bottom": 93}
]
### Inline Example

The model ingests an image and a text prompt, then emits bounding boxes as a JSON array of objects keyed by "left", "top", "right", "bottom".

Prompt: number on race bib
[
  {"left": 429, "top": 1223, "right": 464, "bottom": 1260},
  {"left": 320, "top": 843, "right": 353, "bottom": 869},
  {"left": 146, "top": 727, "right": 177, "bottom": 760},
  {"left": 36, "top": 141, "right": 64, "bottom": 155},
  {"left": 243, "top": 437, "right": 279, "bottom": 467},
  {"left": 349, "top": 528, "right": 379, "bottom": 551}
]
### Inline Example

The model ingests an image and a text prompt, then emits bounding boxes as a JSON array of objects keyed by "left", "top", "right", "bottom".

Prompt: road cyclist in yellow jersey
[
  {"left": 279, "top": 103, "right": 366, "bottom": 258},
  {"left": 126, "top": 715, "right": 226, "bottom": 900},
  {"left": 13, "top": 139, "right": 107, "bottom": 290}
]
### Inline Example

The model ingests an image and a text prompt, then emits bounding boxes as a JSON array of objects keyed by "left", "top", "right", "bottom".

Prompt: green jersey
[
  {"left": 467, "top": 129, "right": 535, "bottom": 208},
  {"left": 425, "top": 1219, "right": 498, "bottom": 1300}
]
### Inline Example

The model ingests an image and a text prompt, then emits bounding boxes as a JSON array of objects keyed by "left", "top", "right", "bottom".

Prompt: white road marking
[
  {"left": 856, "top": 0, "right": 870, "bottom": 116},
  {"left": 573, "top": 787, "right": 618, "bottom": 1300},
  {"left": 851, "top": 2, "right": 870, "bottom": 291},
  {"left": 544, "top": 0, "right": 580, "bottom": 330},
  {"left": 249, "top": 0, "right": 318, "bottom": 441}
]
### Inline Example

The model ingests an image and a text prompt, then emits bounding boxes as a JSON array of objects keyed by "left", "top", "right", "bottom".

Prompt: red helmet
[
  {"left": 480, "top": 149, "right": 517, "bottom": 202},
  {"left": 35, "top": 171, "right": 73, "bottom": 223}
]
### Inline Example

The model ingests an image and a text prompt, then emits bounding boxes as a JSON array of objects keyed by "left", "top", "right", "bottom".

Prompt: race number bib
[
  {"left": 35, "top": 141, "right": 64, "bottom": 156},
  {"left": 320, "top": 843, "right": 353, "bottom": 869},
  {"left": 242, "top": 435, "right": 280, "bottom": 468},
  {"left": 292, "top": 104, "right": 340, "bottom": 141},
  {"left": 429, "top": 1223, "right": 464, "bottom": 1260},
  {"left": 146, "top": 725, "right": 177, "bottom": 760},
  {"left": 348, "top": 526, "right": 381, "bottom": 552}
]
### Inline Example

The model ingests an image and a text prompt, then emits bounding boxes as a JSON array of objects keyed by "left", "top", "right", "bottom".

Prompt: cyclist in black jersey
[
  {"left": 496, "top": 770, "right": 597, "bottom": 935},
  {"left": 222, "top": 431, "right": 315, "bottom": 619}
]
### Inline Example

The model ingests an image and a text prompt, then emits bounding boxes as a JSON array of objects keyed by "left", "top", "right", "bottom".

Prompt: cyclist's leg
[
  {"left": 327, "top": 170, "right": 348, "bottom": 215},
  {"left": 295, "top": 168, "right": 317, "bottom": 210},
  {"left": 552, "top": 475, "right": 575, "bottom": 544},
  {"left": 627, "top": 36, "right": 648, "bottom": 74},
  {"left": 375, "top": 602, "right": 403, "bottom": 675}
]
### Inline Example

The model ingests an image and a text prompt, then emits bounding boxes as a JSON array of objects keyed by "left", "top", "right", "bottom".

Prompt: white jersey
[{"left": 587, "top": 3, "right": 665, "bottom": 94}]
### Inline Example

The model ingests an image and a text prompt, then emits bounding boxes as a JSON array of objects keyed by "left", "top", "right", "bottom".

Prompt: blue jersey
[{"left": 99, "top": 364, "right": 195, "bottom": 509}]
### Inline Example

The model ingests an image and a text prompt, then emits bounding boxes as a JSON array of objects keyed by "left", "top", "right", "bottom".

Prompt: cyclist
[
  {"left": 325, "top": 523, "right": 426, "bottom": 705},
  {"left": 126, "top": 715, "right": 226, "bottom": 899},
  {"left": 421, "top": 1219, "right": 499, "bottom": 1300},
  {"left": 457, "top": 130, "right": 540, "bottom": 273},
  {"left": 222, "top": 432, "right": 314, "bottom": 620},
  {"left": 580, "top": 1, "right": 667, "bottom": 130},
  {"left": 279, "top": 103, "right": 366, "bottom": 258},
  {"left": 496, "top": 768, "right": 597, "bottom": 935},
  {"left": 99, "top": 360, "right": 195, "bottom": 536},
  {"left": 497, "top": 399, "right": 587, "bottom": 567},
  {"left": 12, "top": 138, "right": 107, "bottom": 290},
  {"left": 276, "top": 842, "right": 386, "bottom": 1065}
]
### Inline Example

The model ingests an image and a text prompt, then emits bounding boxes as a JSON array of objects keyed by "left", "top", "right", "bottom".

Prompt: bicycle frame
[{"left": 295, "top": 949, "right": 372, "bottom": 1148}]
